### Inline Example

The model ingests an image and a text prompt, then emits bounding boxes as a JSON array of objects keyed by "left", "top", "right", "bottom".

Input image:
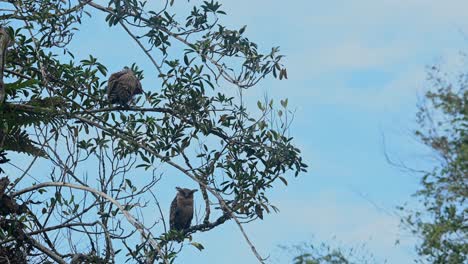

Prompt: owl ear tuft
[
  {"left": 190, "top": 189, "right": 198, "bottom": 194},
  {"left": 176, "top": 187, "right": 182, "bottom": 192}
]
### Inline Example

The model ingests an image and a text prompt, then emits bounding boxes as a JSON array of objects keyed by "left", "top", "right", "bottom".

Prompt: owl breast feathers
[
  {"left": 106, "top": 67, "right": 143, "bottom": 106},
  {"left": 170, "top": 187, "right": 198, "bottom": 231}
]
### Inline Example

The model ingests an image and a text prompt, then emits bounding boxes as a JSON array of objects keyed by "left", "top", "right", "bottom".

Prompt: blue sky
[
  {"left": 178, "top": 1, "right": 467, "bottom": 262},
  {"left": 3, "top": 0, "right": 468, "bottom": 263}
]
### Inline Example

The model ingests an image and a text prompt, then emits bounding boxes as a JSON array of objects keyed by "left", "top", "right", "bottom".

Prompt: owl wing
[
  {"left": 118, "top": 71, "right": 143, "bottom": 95},
  {"left": 133, "top": 78, "right": 143, "bottom": 95},
  {"left": 182, "top": 206, "right": 194, "bottom": 229},
  {"left": 169, "top": 196, "right": 178, "bottom": 230},
  {"left": 107, "top": 70, "right": 126, "bottom": 93}
]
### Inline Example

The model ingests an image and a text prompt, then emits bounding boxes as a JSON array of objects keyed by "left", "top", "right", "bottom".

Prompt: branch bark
[
  {"left": 28, "top": 236, "right": 67, "bottom": 264},
  {"left": 0, "top": 27, "right": 13, "bottom": 106}
]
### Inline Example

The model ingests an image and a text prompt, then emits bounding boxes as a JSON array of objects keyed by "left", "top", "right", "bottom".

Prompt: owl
[
  {"left": 170, "top": 187, "right": 198, "bottom": 231},
  {"left": 106, "top": 67, "right": 143, "bottom": 106}
]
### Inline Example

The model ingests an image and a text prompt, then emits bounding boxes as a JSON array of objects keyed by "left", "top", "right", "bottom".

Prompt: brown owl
[
  {"left": 170, "top": 187, "right": 198, "bottom": 231},
  {"left": 106, "top": 67, "right": 143, "bottom": 106}
]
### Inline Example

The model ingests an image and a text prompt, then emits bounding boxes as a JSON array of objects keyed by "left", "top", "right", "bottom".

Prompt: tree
[
  {"left": 287, "top": 55, "right": 468, "bottom": 264},
  {"left": 0, "top": 0, "right": 307, "bottom": 263},
  {"left": 399, "top": 58, "right": 467, "bottom": 263},
  {"left": 282, "top": 241, "right": 380, "bottom": 264}
]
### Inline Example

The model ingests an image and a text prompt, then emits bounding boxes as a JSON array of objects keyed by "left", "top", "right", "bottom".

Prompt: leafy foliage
[
  {"left": 400, "top": 61, "right": 468, "bottom": 263},
  {"left": 0, "top": 126, "right": 46, "bottom": 157},
  {"left": 0, "top": 150, "right": 8, "bottom": 175},
  {"left": 282, "top": 242, "right": 381, "bottom": 264}
]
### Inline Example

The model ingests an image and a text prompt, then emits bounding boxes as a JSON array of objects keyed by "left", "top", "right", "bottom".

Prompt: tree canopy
[
  {"left": 0, "top": 0, "right": 306, "bottom": 263},
  {"left": 399, "top": 61, "right": 467, "bottom": 264},
  {"left": 284, "top": 241, "right": 380, "bottom": 264}
]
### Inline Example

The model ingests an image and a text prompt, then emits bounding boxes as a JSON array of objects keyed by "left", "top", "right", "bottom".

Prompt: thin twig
[{"left": 119, "top": 20, "right": 162, "bottom": 75}]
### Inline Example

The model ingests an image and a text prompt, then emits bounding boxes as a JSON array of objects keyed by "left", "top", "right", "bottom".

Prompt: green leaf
[
  {"left": 5, "top": 79, "right": 38, "bottom": 93},
  {"left": 190, "top": 242, "right": 205, "bottom": 251},
  {"left": 280, "top": 98, "right": 288, "bottom": 108},
  {"left": 257, "top": 101, "right": 264, "bottom": 111},
  {"left": 0, "top": 127, "right": 47, "bottom": 157},
  {"left": 279, "top": 176, "right": 288, "bottom": 186}
]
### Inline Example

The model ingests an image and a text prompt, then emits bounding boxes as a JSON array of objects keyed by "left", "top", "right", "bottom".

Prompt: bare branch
[{"left": 28, "top": 236, "right": 67, "bottom": 264}]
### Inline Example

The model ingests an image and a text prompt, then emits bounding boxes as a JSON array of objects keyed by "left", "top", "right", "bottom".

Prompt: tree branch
[
  {"left": 119, "top": 20, "right": 163, "bottom": 75},
  {"left": 0, "top": 222, "right": 99, "bottom": 245},
  {"left": 12, "top": 181, "right": 169, "bottom": 264},
  {"left": 0, "top": 27, "right": 13, "bottom": 106},
  {"left": 28, "top": 236, "right": 67, "bottom": 264}
]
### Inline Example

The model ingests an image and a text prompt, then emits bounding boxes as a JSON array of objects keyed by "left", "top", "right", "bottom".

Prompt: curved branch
[
  {"left": 184, "top": 213, "right": 229, "bottom": 236},
  {"left": 0, "top": 222, "right": 99, "bottom": 245},
  {"left": 28, "top": 236, "right": 67, "bottom": 264},
  {"left": 12, "top": 181, "right": 169, "bottom": 264}
]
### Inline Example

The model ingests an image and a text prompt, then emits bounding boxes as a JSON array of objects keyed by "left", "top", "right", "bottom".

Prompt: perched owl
[
  {"left": 106, "top": 67, "right": 143, "bottom": 106},
  {"left": 170, "top": 187, "right": 198, "bottom": 231}
]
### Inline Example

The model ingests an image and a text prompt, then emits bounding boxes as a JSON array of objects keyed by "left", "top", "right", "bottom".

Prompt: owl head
[{"left": 176, "top": 187, "right": 198, "bottom": 198}]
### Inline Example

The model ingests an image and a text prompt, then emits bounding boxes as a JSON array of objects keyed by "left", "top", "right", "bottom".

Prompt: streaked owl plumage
[
  {"left": 106, "top": 67, "right": 143, "bottom": 106},
  {"left": 170, "top": 187, "right": 198, "bottom": 231}
]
